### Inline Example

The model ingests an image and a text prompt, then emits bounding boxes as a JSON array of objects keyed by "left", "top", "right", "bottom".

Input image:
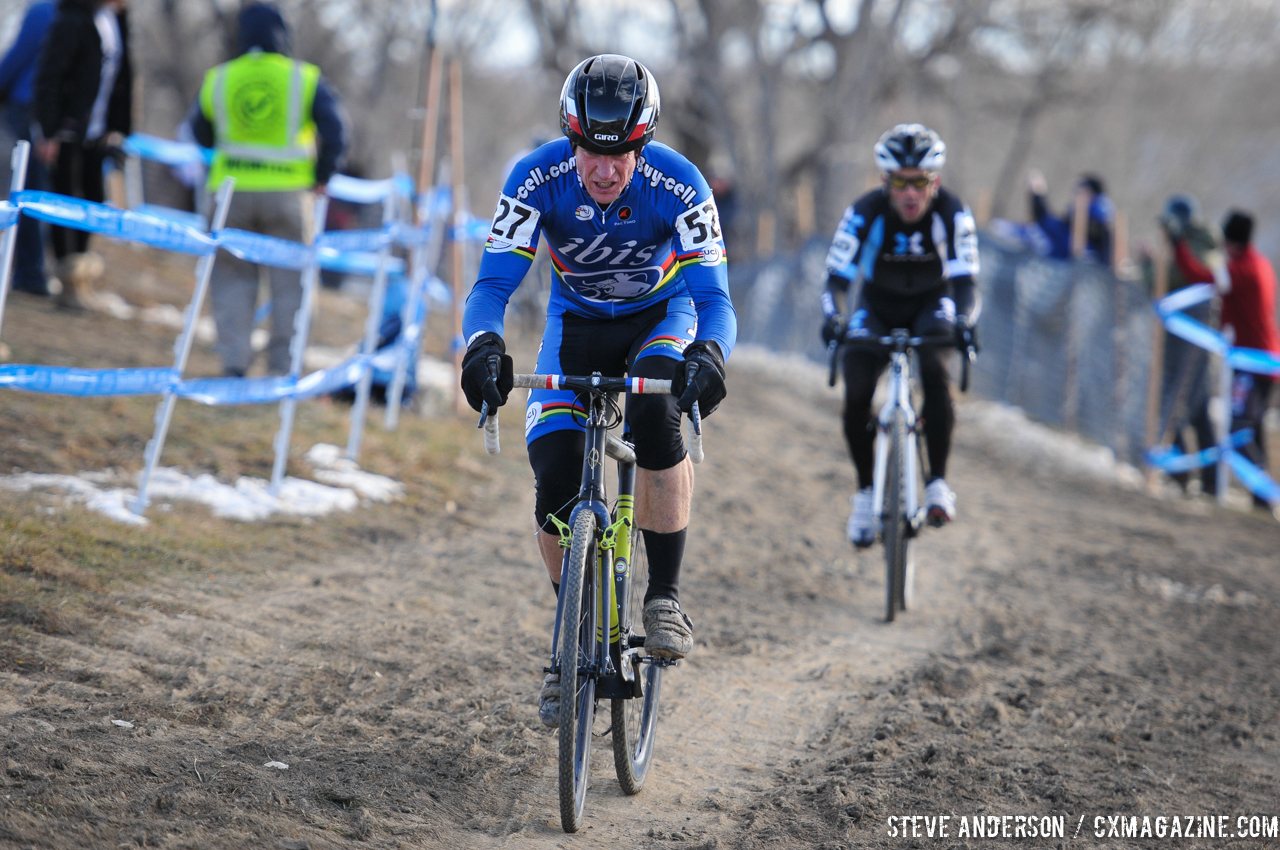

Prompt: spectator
[
  {"left": 0, "top": 0, "right": 55, "bottom": 297},
  {"left": 1156, "top": 193, "right": 1228, "bottom": 495},
  {"left": 1178, "top": 209, "right": 1280, "bottom": 509},
  {"left": 32, "top": 0, "right": 132, "bottom": 311},
  {"left": 183, "top": 2, "right": 346, "bottom": 377},
  {"left": 1027, "top": 168, "right": 1114, "bottom": 266}
]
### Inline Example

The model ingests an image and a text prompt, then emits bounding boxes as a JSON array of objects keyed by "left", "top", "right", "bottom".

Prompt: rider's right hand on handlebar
[
  {"left": 460, "top": 332, "right": 514, "bottom": 413},
  {"left": 821, "top": 314, "right": 845, "bottom": 346}
]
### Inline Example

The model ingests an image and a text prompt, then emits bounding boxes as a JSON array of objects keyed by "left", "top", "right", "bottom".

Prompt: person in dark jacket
[
  {"left": 0, "top": 0, "right": 56, "bottom": 296},
  {"left": 183, "top": 2, "right": 347, "bottom": 377},
  {"left": 1027, "top": 169, "right": 1114, "bottom": 267},
  {"left": 33, "top": 0, "right": 132, "bottom": 310}
]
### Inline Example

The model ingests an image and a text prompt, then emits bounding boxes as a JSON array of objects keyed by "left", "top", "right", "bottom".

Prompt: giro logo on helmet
[{"left": 594, "top": 134, "right": 620, "bottom": 142}]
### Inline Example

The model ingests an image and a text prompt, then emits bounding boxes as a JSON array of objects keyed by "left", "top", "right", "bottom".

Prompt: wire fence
[{"left": 729, "top": 233, "right": 1159, "bottom": 468}]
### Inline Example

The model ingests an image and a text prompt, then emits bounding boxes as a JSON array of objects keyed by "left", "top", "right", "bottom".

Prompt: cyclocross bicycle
[
  {"left": 479, "top": 370, "right": 702, "bottom": 832},
  {"left": 832, "top": 328, "right": 972, "bottom": 622}
]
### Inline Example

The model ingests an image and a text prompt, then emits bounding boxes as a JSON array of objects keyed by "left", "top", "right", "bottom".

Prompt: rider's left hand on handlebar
[
  {"left": 672, "top": 340, "right": 727, "bottom": 417},
  {"left": 460, "top": 332, "right": 514, "bottom": 413},
  {"left": 955, "top": 318, "right": 979, "bottom": 354}
]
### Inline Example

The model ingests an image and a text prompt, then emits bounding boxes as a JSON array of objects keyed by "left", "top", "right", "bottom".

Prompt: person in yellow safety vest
[{"left": 183, "top": 1, "right": 346, "bottom": 377}]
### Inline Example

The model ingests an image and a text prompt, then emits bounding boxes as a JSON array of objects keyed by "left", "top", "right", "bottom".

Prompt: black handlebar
[{"left": 827, "top": 328, "right": 977, "bottom": 393}]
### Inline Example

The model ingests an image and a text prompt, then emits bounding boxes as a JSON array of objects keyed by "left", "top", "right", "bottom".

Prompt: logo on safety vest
[{"left": 232, "top": 80, "right": 283, "bottom": 129}]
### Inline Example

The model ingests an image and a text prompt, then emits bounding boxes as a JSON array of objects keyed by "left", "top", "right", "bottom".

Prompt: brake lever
[
  {"left": 682, "top": 360, "right": 704, "bottom": 464},
  {"left": 477, "top": 354, "right": 501, "bottom": 453}
]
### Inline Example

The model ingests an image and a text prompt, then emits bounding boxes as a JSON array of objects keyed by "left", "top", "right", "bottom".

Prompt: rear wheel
[
  {"left": 883, "top": 412, "right": 909, "bottom": 623},
  {"left": 558, "top": 510, "right": 598, "bottom": 833},
  {"left": 612, "top": 528, "right": 661, "bottom": 794}
]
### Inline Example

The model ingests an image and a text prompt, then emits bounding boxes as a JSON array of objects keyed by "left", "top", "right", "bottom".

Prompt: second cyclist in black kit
[{"left": 819, "top": 123, "right": 980, "bottom": 547}]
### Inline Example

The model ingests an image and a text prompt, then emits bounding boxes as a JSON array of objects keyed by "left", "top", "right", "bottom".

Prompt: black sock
[{"left": 642, "top": 528, "right": 686, "bottom": 604}]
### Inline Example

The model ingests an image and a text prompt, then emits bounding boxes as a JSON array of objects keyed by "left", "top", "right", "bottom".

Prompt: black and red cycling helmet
[{"left": 559, "top": 54, "right": 661, "bottom": 154}]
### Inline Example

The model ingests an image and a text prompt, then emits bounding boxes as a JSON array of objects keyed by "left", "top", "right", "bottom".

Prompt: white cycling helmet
[{"left": 874, "top": 123, "right": 947, "bottom": 172}]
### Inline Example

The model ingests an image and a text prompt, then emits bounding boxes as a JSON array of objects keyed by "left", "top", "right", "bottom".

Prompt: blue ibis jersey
[
  {"left": 462, "top": 138, "right": 736, "bottom": 359},
  {"left": 825, "top": 186, "right": 978, "bottom": 303}
]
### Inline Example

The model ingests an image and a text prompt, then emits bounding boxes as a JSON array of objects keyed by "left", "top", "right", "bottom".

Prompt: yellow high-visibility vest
[{"left": 199, "top": 51, "right": 320, "bottom": 191}]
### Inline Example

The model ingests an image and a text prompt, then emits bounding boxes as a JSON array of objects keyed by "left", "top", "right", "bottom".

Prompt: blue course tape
[
  {"left": 1146, "top": 430, "right": 1253, "bottom": 473},
  {"left": 1227, "top": 450, "right": 1280, "bottom": 503},
  {"left": 0, "top": 357, "right": 384, "bottom": 405},
  {"left": 392, "top": 221, "right": 432, "bottom": 249},
  {"left": 1155, "top": 283, "right": 1215, "bottom": 317},
  {"left": 1227, "top": 346, "right": 1280, "bottom": 377},
  {"left": 0, "top": 202, "right": 18, "bottom": 230},
  {"left": 14, "top": 191, "right": 217, "bottom": 256},
  {"left": 217, "top": 228, "right": 312, "bottom": 270},
  {"left": 123, "top": 133, "right": 211, "bottom": 167},
  {"left": 0, "top": 364, "right": 178, "bottom": 395},
  {"left": 452, "top": 215, "right": 491, "bottom": 242},
  {"left": 134, "top": 203, "right": 207, "bottom": 232},
  {"left": 327, "top": 174, "right": 413, "bottom": 205},
  {"left": 174, "top": 357, "right": 371, "bottom": 405},
  {"left": 318, "top": 227, "right": 394, "bottom": 252},
  {"left": 316, "top": 246, "right": 405, "bottom": 277},
  {"left": 1163, "top": 311, "right": 1228, "bottom": 356},
  {"left": 173, "top": 374, "right": 298, "bottom": 405}
]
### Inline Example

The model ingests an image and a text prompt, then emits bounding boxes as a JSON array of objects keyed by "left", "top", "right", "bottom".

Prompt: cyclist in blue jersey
[
  {"left": 459, "top": 54, "right": 736, "bottom": 727},
  {"left": 820, "top": 124, "right": 980, "bottom": 548}
]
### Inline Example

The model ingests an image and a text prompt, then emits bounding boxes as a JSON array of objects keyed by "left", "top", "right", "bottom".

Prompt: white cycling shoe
[
  {"left": 925, "top": 478, "right": 957, "bottom": 527},
  {"left": 847, "top": 487, "right": 876, "bottom": 548}
]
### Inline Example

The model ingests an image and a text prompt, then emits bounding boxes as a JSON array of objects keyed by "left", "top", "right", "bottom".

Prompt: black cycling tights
[{"left": 841, "top": 347, "right": 955, "bottom": 488}]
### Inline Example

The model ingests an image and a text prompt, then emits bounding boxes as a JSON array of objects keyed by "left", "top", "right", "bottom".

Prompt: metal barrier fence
[{"left": 729, "top": 233, "right": 1158, "bottom": 468}]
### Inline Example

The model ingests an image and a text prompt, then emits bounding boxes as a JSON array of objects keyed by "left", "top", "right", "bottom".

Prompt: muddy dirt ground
[{"left": 2, "top": 294, "right": 1279, "bottom": 848}]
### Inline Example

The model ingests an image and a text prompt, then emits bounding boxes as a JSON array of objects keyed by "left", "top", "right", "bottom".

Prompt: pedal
[{"left": 925, "top": 507, "right": 950, "bottom": 528}]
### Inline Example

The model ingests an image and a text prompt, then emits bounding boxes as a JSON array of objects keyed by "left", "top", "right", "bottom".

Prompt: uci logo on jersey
[{"left": 593, "top": 133, "right": 620, "bottom": 142}]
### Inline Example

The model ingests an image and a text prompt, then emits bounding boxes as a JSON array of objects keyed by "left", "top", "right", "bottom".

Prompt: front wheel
[
  {"left": 558, "top": 510, "right": 598, "bottom": 833},
  {"left": 883, "top": 412, "right": 909, "bottom": 623},
  {"left": 612, "top": 529, "right": 662, "bottom": 794}
]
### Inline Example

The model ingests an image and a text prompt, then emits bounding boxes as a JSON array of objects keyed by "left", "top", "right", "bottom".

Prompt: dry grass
[{"left": 0, "top": 239, "right": 475, "bottom": 656}]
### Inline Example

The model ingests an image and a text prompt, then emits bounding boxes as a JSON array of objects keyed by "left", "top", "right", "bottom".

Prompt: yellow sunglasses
[{"left": 887, "top": 174, "right": 934, "bottom": 190}]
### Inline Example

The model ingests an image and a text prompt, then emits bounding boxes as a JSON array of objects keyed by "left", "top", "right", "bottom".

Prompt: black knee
[
  {"left": 627, "top": 358, "right": 686, "bottom": 470},
  {"left": 528, "top": 430, "right": 583, "bottom": 532}
]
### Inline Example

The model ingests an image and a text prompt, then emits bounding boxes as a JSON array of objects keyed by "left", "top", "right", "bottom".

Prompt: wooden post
[
  {"left": 1112, "top": 208, "right": 1129, "bottom": 273},
  {"left": 414, "top": 49, "right": 444, "bottom": 215},
  {"left": 1070, "top": 184, "right": 1088, "bottom": 259},
  {"left": 756, "top": 209, "right": 775, "bottom": 258},
  {"left": 449, "top": 57, "right": 466, "bottom": 414},
  {"left": 794, "top": 176, "right": 815, "bottom": 241},
  {"left": 972, "top": 186, "right": 993, "bottom": 228}
]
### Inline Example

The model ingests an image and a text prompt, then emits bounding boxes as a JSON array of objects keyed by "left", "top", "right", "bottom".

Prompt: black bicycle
[
  {"left": 830, "top": 328, "right": 973, "bottom": 621},
  {"left": 479, "top": 370, "right": 702, "bottom": 832}
]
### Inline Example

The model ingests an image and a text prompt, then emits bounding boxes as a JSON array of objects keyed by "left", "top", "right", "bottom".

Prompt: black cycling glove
[
  {"left": 459, "top": 332, "right": 514, "bottom": 413},
  {"left": 671, "top": 340, "right": 727, "bottom": 417},
  {"left": 821, "top": 314, "right": 845, "bottom": 345}
]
